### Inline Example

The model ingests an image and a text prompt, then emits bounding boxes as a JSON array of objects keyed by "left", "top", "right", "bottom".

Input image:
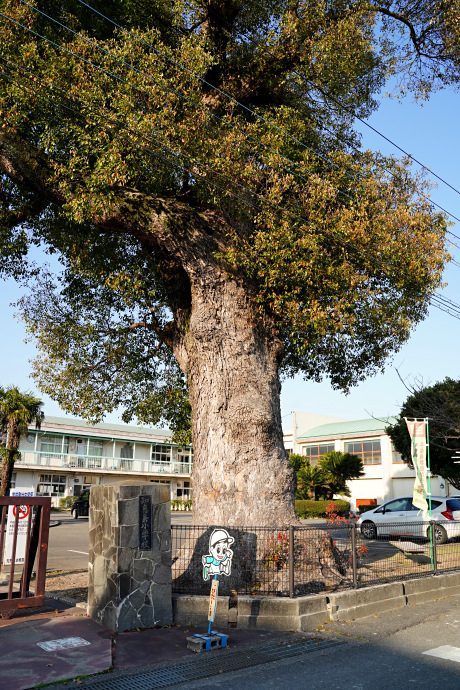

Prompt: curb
[
  {"left": 173, "top": 570, "right": 460, "bottom": 630},
  {"left": 45, "top": 591, "right": 87, "bottom": 610}
]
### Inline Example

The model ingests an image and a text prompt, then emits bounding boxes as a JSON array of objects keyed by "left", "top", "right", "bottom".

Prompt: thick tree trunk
[{"left": 184, "top": 271, "right": 297, "bottom": 527}]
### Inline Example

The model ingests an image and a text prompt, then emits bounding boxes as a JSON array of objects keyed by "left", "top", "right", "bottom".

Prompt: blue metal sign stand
[{"left": 187, "top": 528, "right": 233, "bottom": 653}]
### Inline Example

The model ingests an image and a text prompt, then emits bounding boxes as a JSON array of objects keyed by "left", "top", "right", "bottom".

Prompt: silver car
[{"left": 357, "top": 496, "right": 460, "bottom": 544}]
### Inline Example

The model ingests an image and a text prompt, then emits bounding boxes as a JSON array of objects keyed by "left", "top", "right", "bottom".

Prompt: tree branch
[
  {"left": 371, "top": 4, "right": 438, "bottom": 59},
  {"left": 0, "top": 132, "right": 64, "bottom": 203}
]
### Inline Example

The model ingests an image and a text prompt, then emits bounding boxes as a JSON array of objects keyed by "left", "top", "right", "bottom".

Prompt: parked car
[
  {"left": 357, "top": 496, "right": 460, "bottom": 544},
  {"left": 71, "top": 489, "right": 90, "bottom": 519}
]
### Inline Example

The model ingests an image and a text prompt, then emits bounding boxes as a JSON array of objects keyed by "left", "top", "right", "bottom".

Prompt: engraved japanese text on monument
[{"left": 139, "top": 495, "right": 152, "bottom": 550}]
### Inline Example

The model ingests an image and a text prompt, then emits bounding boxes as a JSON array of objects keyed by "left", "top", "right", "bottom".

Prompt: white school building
[
  {"left": 284, "top": 411, "right": 452, "bottom": 509},
  {"left": 11, "top": 416, "right": 192, "bottom": 506},
  {"left": 10, "top": 410, "right": 453, "bottom": 510}
]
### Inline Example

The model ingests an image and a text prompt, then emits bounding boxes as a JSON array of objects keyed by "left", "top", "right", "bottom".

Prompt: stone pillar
[{"left": 88, "top": 482, "right": 172, "bottom": 631}]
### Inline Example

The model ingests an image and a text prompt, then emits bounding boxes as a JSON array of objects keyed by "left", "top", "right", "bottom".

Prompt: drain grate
[{"left": 88, "top": 636, "right": 345, "bottom": 689}]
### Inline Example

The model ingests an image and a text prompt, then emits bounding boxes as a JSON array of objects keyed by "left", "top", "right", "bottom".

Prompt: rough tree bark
[
  {"left": 0, "top": 454, "right": 16, "bottom": 497},
  {"left": 185, "top": 262, "right": 297, "bottom": 526},
  {"left": 99, "top": 196, "right": 298, "bottom": 526},
  {"left": 0, "top": 122, "right": 298, "bottom": 522}
]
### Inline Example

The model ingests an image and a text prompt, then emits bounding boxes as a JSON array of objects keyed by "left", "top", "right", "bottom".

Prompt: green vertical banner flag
[{"left": 405, "top": 419, "right": 428, "bottom": 515}]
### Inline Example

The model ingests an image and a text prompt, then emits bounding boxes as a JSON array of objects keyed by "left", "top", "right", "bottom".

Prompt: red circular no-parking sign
[{"left": 12, "top": 505, "right": 29, "bottom": 519}]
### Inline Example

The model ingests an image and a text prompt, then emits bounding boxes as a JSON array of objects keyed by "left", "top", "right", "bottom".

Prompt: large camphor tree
[{"left": 0, "top": 0, "right": 457, "bottom": 525}]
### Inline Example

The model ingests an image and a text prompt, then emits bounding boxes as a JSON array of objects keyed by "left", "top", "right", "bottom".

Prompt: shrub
[
  {"left": 358, "top": 503, "right": 380, "bottom": 514},
  {"left": 171, "top": 498, "right": 192, "bottom": 511},
  {"left": 59, "top": 496, "right": 74, "bottom": 509},
  {"left": 263, "top": 531, "right": 289, "bottom": 570},
  {"left": 295, "top": 499, "right": 350, "bottom": 518}
]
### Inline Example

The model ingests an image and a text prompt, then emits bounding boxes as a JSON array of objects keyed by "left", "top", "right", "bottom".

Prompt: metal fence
[
  {"left": 171, "top": 520, "right": 460, "bottom": 598},
  {"left": 0, "top": 497, "right": 51, "bottom": 618}
]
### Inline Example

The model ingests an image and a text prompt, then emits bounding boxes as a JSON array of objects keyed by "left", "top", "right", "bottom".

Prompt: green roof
[
  {"left": 36, "top": 415, "right": 173, "bottom": 438},
  {"left": 298, "top": 416, "right": 397, "bottom": 440}
]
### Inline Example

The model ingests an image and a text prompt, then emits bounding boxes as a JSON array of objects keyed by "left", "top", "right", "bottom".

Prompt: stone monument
[{"left": 88, "top": 482, "right": 172, "bottom": 631}]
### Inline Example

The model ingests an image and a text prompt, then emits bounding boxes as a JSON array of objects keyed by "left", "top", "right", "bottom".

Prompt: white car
[{"left": 357, "top": 496, "right": 460, "bottom": 544}]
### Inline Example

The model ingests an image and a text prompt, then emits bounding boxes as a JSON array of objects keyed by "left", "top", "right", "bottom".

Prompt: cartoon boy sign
[{"left": 202, "top": 528, "right": 234, "bottom": 581}]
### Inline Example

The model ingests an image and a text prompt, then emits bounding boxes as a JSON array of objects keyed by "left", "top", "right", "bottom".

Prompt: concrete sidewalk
[{"left": 0, "top": 598, "right": 290, "bottom": 690}]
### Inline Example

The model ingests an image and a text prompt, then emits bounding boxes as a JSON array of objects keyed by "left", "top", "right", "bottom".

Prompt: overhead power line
[
  {"left": 12, "top": 0, "right": 361, "bottom": 202},
  {"left": 13, "top": 0, "right": 460, "bottom": 240},
  {"left": 69, "top": 0, "right": 460, "bottom": 241},
  {"left": 304, "top": 77, "right": 460, "bottom": 199},
  {"left": 431, "top": 296, "right": 460, "bottom": 321},
  {"left": 1, "top": 57, "right": 459, "bottom": 331},
  {"left": 4, "top": 5, "right": 460, "bottom": 326},
  {"left": 3, "top": 4, "right": 460, "bottom": 268}
]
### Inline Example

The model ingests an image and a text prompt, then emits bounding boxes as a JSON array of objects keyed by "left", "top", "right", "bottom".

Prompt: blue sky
[
  {"left": 282, "top": 87, "right": 460, "bottom": 426},
  {"left": 1, "top": 86, "right": 459, "bottom": 430}
]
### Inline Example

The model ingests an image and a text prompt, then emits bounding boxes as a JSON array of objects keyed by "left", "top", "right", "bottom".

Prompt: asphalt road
[
  {"left": 47, "top": 512, "right": 91, "bottom": 571},
  {"left": 47, "top": 510, "right": 193, "bottom": 570},
  {"left": 179, "top": 595, "right": 460, "bottom": 689}
]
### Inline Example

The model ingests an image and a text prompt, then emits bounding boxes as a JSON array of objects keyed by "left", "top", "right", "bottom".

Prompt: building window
[
  {"left": 392, "top": 445, "right": 404, "bottom": 463},
  {"left": 152, "top": 444, "right": 172, "bottom": 463},
  {"left": 150, "top": 479, "right": 170, "bottom": 485},
  {"left": 302, "top": 443, "right": 335, "bottom": 466},
  {"left": 40, "top": 435, "right": 68, "bottom": 456},
  {"left": 345, "top": 439, "right": 381, "bottom": 465},
  {"left": 10, "top": 472, "right": 16, "bottom": 489},
  {"left": 177, "top": 481, "right": 191, "bottom": 499},
  {"left": 88, "top": 439, "right": 104, "bottom": 457},
  {"left": 178, "top": 447, "right": 193, "bottom": 463},
  {"left": 175, "top": 447, "right": 193, "bottom": 465},
  {"left": 120, "top": 443, "right": 133, "bottom": 470},
  {"left": 83, "top": 476, "right": 101, "bottom": 485},
  {"left": 37, "top": 474, "right": 66, "bottom": 496}
]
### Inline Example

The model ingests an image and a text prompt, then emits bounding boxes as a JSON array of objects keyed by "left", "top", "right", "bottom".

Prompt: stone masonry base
[{"left": 173, "top": 571, "right": 460, "bottom": 631}]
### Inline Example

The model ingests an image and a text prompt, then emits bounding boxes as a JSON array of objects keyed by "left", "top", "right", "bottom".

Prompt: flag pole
[
  {"left": 426, "top": 417, "right": 434, "bottom": 570},
  {"left": 405, "top": 417, "right": 433, "bottom": 567}
]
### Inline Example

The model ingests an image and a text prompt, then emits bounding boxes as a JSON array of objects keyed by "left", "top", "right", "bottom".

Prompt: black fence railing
[{"left": 171, "top": 521, "right": 460, "bottom": 598}]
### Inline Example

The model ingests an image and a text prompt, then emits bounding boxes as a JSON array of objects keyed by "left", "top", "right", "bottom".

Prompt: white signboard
[
  {"left": 405, "top": 420, "right": 429, "bottom": 515},
  {"left": 4, "top": 488, "right": 34, "bottom": 566},
  {"left": 208, "top": 578, "right": 219, "bottom": 622},
  {"left": 202, "top": 528, "right": 234, "bottom": 581}
]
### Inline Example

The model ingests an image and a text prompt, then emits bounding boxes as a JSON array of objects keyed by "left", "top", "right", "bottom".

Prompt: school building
[
  {"left": 11, "top": 415, "right": 192, "bottom": 506},
  {"left": 11, "top": 410, "right": 453, "bottom": 510},
  {"left": 284, "top": 412, "right": 451, "bottom": 509}
]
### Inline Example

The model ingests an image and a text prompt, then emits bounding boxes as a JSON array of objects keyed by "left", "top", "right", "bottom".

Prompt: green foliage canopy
[
  {"left": 319, "top": 450, "right": 365, "bottom": 498},
  {"left": 0, "top": 0, "right": 456, "bottom": 429},
  {"left": 386, "top": 377, "right": 460, "bottom": 490}
]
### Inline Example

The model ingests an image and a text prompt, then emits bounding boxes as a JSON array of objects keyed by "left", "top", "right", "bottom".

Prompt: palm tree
[
  {"left": 0, "top": 387, "right": 44, "bottom": 496},
  {"left": 319, "top": 451, "right": 364, "bottom": 500},
  {"left": 296, "top": 463, "right": 327, "bottom": 500}
]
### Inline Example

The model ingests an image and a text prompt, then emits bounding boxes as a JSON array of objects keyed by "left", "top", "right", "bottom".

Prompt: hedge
[
  {"left": 171, "top": 498, "right": 192, "bottom": 511},
  {"left": 295, "top": 499, "right": 350, "bottom": 518},
  {"left": 358, "top": 503, "right": 380, "bottom": 514}
]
